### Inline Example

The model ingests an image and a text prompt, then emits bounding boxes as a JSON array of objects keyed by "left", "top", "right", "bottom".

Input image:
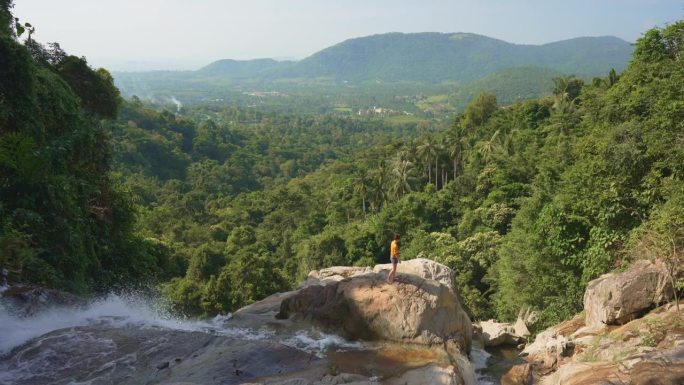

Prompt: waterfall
[{"left": 0, "top": 293, "right": 216, "bottom": 355}]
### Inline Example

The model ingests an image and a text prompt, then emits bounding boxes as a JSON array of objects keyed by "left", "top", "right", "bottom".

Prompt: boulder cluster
[{"left": 503, "top": 259, "right": 683, "bottom": 385}]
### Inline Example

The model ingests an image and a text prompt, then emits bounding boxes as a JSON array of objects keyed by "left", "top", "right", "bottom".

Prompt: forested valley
[{"left": 1, "top": 0, "right": 683, "bottom": 334}]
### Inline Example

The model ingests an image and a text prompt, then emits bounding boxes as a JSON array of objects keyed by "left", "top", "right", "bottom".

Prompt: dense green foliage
[
  {"left": 448, "top": 67, "right": 564, "bottom": 110},
  {"left": 3, "top": 0, "right": 681, "bottom": 331},
  {"left": 113, "top": 23, "right": 682, "bottom": 327},
  {"left": 0, "top": 2, "right": 176, "bottom": 292}
]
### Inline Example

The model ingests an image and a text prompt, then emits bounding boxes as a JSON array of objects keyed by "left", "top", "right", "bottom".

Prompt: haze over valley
[{"left": 114, "top": 32, "right": 633, "bottom": 115}]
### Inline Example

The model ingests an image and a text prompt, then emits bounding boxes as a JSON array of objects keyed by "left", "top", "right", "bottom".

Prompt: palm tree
[
  {"left": 417, "top": 136, "right": 438, "bottom": 185},
  {"left": 352, "top": 168, "right": 372, "bottom": 217},
  {"left": 369, "top": 160, "right": 389, "bottom": 212},
  {"left": 443, "top": 128, "right": 462, "bottom": 181},
  {"left": 607, "top": 68, "right": 619, "bottom": 87},
  {"left": 391, "top": 155, "right": 415, "bottom": 198},
  {"left": 478, "top": 129, "right": 502, "bottom": 164},
  {"left": 434, "top": 142, "right": 444, "bottom": 188}
]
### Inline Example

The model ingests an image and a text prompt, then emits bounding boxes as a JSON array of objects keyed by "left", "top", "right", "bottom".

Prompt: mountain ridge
[
  {"left": 193, "top": 32, "right": 632, "bottom": 83},
  {"left": 112, "top": 32, "right": 633, "bottom": 105}
]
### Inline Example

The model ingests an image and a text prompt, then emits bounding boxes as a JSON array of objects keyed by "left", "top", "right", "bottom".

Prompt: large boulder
[
  {"left": 277, "top": 272, "right": 472, "bottom": 353},
  {"left": 501, "top": 364, "right": 533, "bottom": 385},
  {"left": 629, "top": 345, "right": 684, "bottom": 385},
  {"left": 530, "top": 301, "right": 684, "bottom": 385},
  {"left": 478, "top": 320, "right": 524, "bottom": 347},
  {"left": 521, "top": 314, "right": 583, "bottom": 373},
  {"left": 583, "top": 259, "right": 672, "bottom": 328},
  {"left": 386, "top": 364, "right": 469, "bottom": 385},
  {"left": 538, "top": 362, "right": 623, "bottom": 385}
]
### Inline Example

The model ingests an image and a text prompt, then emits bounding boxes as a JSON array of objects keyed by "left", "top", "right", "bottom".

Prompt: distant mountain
[
  {"left": 197, "top": 58, "right": 292, "bottom": 77},
  {"left": 528, "top": 36, "right": 633, "bottom": 75},
  {"left": 113, "top": 32, "right": 633, "bottom": 101},
  {"left": 277, "top": 33, "right": 631, "bottom": 83}
]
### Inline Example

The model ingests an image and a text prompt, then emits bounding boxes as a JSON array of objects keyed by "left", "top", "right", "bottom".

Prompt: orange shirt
[{"left": 390, "top": 240, "right": 399, "bottom": 258}]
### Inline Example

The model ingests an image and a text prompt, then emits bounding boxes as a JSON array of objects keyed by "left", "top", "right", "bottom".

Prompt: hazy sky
[{"left": 13, "top": 0, "right": 684, "bottom": 71}]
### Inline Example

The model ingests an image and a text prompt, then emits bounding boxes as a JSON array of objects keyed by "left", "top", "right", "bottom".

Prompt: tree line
[{"left": 1, "top": 0, "right": 681, "bottom": 330}]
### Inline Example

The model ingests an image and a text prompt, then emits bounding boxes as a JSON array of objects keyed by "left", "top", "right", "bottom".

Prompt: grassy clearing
[{"left": 384, "top": 115, "right": 429, "bottom": 125}]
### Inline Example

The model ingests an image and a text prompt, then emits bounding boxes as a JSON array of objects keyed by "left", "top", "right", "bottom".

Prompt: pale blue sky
[{"left": 13, "top": 0, "right": 684, "bottom": 71}]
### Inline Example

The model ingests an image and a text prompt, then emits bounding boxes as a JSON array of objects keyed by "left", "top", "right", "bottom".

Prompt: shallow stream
[{"left": 472, "top": 345, "right": 525, "bottom": 385}]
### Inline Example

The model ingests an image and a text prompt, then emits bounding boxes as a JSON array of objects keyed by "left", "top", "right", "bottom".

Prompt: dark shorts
[{"left": 391, "top": 257, "right": 398, "bottom": 265}]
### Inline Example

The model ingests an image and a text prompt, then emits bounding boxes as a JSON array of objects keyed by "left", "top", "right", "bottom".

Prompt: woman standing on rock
[{"left": 387, "top": 233, "right": 400, "bottom": 283}]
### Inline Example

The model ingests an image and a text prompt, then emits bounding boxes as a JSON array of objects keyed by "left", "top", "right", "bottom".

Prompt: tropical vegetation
[{"left": 1, "top": 0, "right": 682, "bottom": 331}]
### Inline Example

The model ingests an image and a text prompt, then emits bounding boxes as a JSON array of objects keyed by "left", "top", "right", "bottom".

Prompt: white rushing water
[
  {"left": 471, "top": 345, "right": 496, "bottom": 385},
  {"left": 0, "top": 293, "right": 214, "bottom": 355},
  {"left": 0, "top": 293, "right": 362, "bottom": 359},
  {"left": 282, "top": 329, "right": 363, "bottom": 358}
]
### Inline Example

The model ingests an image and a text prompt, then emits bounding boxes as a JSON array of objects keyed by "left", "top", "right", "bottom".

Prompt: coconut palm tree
[
  {"left": 391, "top": 155, "right": 416, "bottom": 198},
  {"left": 478, "top": 129, "right": 502, "bottom": 164},
  {"left": 443, "top": 128, "right": 462, "bottom": 181},
  {"left": 351, "top": 168, "right": 372, "bottom": 217},
  {"left": 369, "top": 160, "right": 389, "bottom": 212},
  {"left": 417, "top": 136, "right": 438, "bottom": 186}
]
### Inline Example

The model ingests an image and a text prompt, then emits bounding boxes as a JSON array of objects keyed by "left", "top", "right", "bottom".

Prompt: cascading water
[
  {"left": 0, "top": 292, "right": 366, "bottom": 385},
  {"left": 471, "top": 346, "right": 496, "bottom": 385},
  {"left": 1, "top": 294, "right": 203, "bottom": 355},
  {"left": 0, "top": 291, "right": 500, "bottom": 385}
]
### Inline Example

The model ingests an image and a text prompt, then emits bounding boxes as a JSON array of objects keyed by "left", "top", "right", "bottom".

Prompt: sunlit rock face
[
  {"left": 478, "top": 320, "right": 525, "bottom": 347},
  {"left": 583, "top": 259, "right": 672, "bottom": 328},
  {"left": 278, "top": 271, "right": 472, "bottom": 353},
  {"left": 521, "top": 258, "right": 684, "bottom": 385},
  {"left": 304, "top": 258, "right": 458, "bottom": 292}
]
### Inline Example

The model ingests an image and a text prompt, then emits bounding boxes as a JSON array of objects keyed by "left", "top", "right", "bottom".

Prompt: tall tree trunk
[{"left": 362, "top": 196, "right": 366, "bottom": 218}]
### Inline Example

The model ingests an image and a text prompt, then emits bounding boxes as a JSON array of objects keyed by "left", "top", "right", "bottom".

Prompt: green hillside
[
  {"left": 198, "top": 58, "right": 292, "bottom": 77},
  {"left": 532, "top": 36, "right": 634, "bottom": 75},
  {"left": 448, "top": 66, "right": 564, "bottom": 110},
  {"left": 208, "top": 32, "right": 631, "bottom": 83},
  {"left": 113, "top": 32, "right": 632, "bottom": 107}
]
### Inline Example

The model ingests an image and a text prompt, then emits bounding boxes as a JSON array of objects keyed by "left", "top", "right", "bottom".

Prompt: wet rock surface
[
  {"left": 629, "top": 345, "right": 684, "bottom": 385},
  {"left": 0, "top": 324, "right": 324, "bottom": 385}
]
